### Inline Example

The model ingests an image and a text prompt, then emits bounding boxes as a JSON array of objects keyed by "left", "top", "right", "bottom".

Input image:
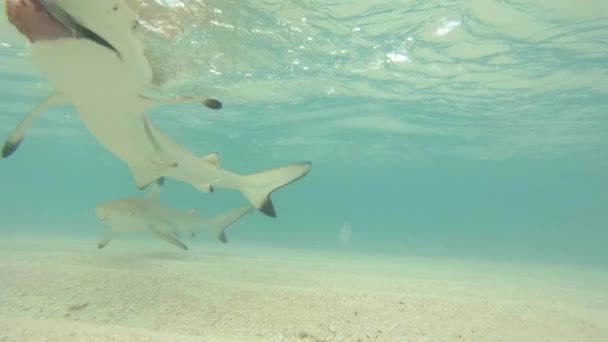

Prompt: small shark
[
  {"left": 3, "top": 0, "right": 311, "bottom": 218},
  {"left": 95, "top": 178, "right": 254, "bottom": 250}
]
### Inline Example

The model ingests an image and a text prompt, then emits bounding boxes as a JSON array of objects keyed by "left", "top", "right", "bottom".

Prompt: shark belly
[
  {"left": 28, "top": 38, "right": 220, "bottom": 190},
  {"left": 73, "top": 103, "right": 158, "bottom": 164},
  {"left": 29, "top": 39, "right": 152, "bottom": 100},
  {"left": 28, "top": 38, "right": 157, "bottom": 163},
  {"left": 28, "top": 38, "right": 175, "bottom": 179}
]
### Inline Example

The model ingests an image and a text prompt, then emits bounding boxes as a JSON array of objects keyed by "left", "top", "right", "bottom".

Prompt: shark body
[
  {"left": 3, "top": 0, "right": 311, "bottom": 217},
  {"left": 95, "top": 179, "right": 253, "bottom": 250}
]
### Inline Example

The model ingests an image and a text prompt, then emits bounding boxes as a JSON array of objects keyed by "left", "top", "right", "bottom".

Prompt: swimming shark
[
  {"left": 3, "top": 0, "right": 311, "bottom": 218},
  {"left": 95, "top": 178, "right": 254, "bottom": 250}
]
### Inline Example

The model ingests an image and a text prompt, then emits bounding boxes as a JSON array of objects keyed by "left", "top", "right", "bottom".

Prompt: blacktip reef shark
[
  {"left": 95, "top": 178, "right": 254, "bottom": 251},
  {"left": 3, "top": 0, "right": 311, "bottom": 217}
]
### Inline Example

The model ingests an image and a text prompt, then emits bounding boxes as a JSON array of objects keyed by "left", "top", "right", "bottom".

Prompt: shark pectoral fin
[
  {"left": 148, "top": 226, "right": 188, "bottom": 251},
  {"left": 170, "top": 227, "right": 182, "bottom": 239},
  {"left": 201, "top": 152, "right": 221, "bottom": 167},
  {"left": 2, "top": 91, "right": 66, "bottom": 158},
  {"left": 98, "top": 232, "right": 114, "bottom": 249},
  {"left": 129, "top": 162, "right": 176, "bottom": 190},
  {"left": 181, "top": 209, "right": 197, "bottom": 239},
  {"left": 138, "top": 95, "right": 222, "bottom": 111}
]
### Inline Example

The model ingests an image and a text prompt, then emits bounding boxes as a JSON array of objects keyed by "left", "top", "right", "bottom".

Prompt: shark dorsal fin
[{"left": 201, "top": 152, "right": 220, "bottom": 167}]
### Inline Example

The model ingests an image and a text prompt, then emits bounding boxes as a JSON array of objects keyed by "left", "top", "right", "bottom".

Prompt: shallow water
[
  {"left": 0, "top": 0, "right": 607, "bottom": 274},
  {"left": 1, "top": 2, "right": 608, "bottom": 340}
]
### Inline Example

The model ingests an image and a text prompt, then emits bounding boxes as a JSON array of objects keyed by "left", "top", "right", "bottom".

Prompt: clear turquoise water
[{"left": 0, "top": 0, "right": 606, "bottom": 266}]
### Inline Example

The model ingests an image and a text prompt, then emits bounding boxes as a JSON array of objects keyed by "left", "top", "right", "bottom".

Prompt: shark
[
  {"left": 95, "top": 178, "right": 254, "bottom": 250},
  {"left": 3, "top": 0, "right": 311, "bottom": 218}
]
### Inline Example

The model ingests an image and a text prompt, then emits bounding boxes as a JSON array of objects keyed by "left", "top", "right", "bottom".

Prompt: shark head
[
  {"left": 6, "top": 0, "right": 154, "bottom": 95},
  {"left": 95, "top": 199, "right": 142, "bottom": 229},
  {"left": 6, "top": 0, "right": 145, "bottom": 60},
  {"left": 42, "top": 0, "right": 144, "bottom": 60}
]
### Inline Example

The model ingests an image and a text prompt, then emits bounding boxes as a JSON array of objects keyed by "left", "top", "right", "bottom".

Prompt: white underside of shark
[{"left": 2, "top": 0, "right": 311, "bottom": 218}]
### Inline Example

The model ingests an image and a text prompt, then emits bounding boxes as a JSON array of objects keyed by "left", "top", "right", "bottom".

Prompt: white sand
[{"left": 0, "top": 234, "right": 607, "bottom": 342}]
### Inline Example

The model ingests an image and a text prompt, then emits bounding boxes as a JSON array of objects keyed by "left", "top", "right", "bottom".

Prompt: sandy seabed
[{"left": 0, "top": 234, "right": 607, "bottom": 342}]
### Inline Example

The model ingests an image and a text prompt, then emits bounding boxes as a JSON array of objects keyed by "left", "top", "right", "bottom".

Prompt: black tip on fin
[
  {"left": 210, "top": 185, "right": 214, "bottom": 193},
  {"left": 218, "top": 232, "right": 227, "bottom": 243},
  {"left": 137, "top": 183, "right": 150, "bottom": 190},
  {"left": 2, "top": 139, "right": 22, "bottom": 158},
  {"left": 98, "top": 242, "right": 107, "bottom": 249},
  {"left": 203, "top": 98, "right": 222, "bottom": 110},
  {"left": 138, "top": 178, "right": 163, "bottom": 191},
  {"left": 259, "top": 197, "right": 276, "bottom": 218}
]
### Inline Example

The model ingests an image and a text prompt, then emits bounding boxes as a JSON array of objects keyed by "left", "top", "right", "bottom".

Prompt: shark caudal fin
[
  {"left": 239, "top": 162, "right": 311, "bottom": 218},
  {"left": 191, "top": 205, "right": 254, "bottom": 243}
]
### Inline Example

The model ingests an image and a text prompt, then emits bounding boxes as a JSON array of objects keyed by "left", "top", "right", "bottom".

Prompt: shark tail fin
[
  {"left": 192, "top": 205, "right": 254, "bottom": 243},
  {"left": 239, "top": 162, "right": 311, "bottom": 218}
]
